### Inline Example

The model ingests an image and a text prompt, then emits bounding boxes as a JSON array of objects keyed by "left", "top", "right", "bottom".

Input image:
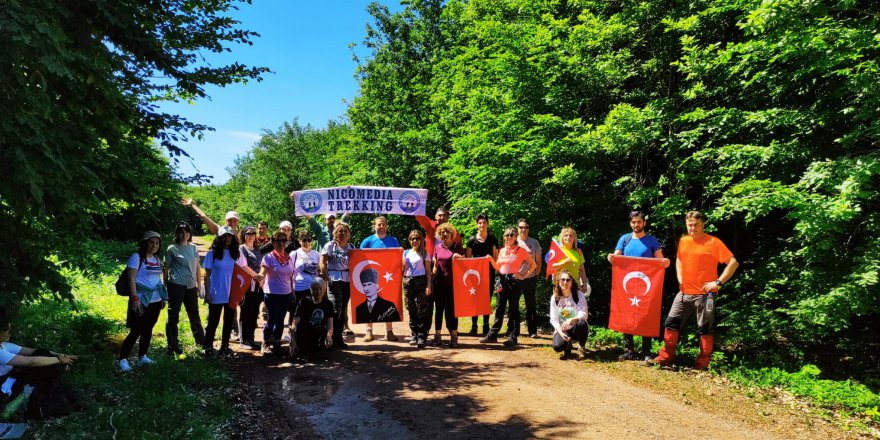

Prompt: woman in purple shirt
[{"left": 259, "top": 231, "right": 295, "bottom": 355}]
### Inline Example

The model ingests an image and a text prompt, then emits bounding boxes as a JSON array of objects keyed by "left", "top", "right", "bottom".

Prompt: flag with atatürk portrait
[
  {"left": 349, "top": 248, "right": 403, "bottom": 323},
  {"left": 453, "top": 257, "right": 491, "bottom": 318},
  {"left": 609, "top": 255, "right": 666, "bottom": 337}
]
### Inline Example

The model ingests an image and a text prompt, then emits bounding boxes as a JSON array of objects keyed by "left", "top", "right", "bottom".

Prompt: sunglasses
[
  {"left": 245, "top": 232, "right": 256, "bottom": 236},
  {"left": 504, "top": 234, "right": 515, "bottom": 237},
  {"left": 409, "top": 237, "right": 422, "bottom": 241},
  {"left": 518, "top": 226, "right": 529, "bottom": 229},
  {"left": 559, "top": 278, "right": 573, "bottom": 283},
  {"left": 301, "top": 238, "right": 313, "bottom": 242}
]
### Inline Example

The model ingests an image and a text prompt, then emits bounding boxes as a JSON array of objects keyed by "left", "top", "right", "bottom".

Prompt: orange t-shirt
[{"left": 677, "top": 234, "right": 733, "bottom": 294}]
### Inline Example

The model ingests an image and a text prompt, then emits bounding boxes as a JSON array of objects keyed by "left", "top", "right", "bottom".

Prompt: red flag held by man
[
  {"left": 349, "top": 248, "right": 404, "bottom": 324},
  {"left": 229, "top": 264, "right": 253, "bottom": 310},
  {"left": 545, "top": 238, "right": 565, "bottom": 279},
  {"left": 453, "top": 257, "right": 491, "bottom": 317},
  {"left": 609, "top": 255, "right": 666, "bottom": 337}
]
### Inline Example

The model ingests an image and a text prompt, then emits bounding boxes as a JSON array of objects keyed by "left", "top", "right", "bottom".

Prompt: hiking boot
[
  {"left": 116, "top": 359, "right": 132, "bottom": 372},
  {"left": 343, "top": 326, "right": 355, "bottom": 336},
  {"left": 385, "top": 330, "right": 398, "bottom": 342},
  {"left": 449, "top": 331, "right": 459, "bottom": 348},
  {"left": 479, "top": 334, "right": 498, "bottom": 343},
  {"left": 647, "top": 355, "right": 674, "bottom": 367},
  {"left": 467, "top": 327, "right": 478, "bottom": 336},
  {"left": 364, "top": 329, "right": 374, "bottom": 342},
  {"left": 503, "top": 336, "right": 518, "bottom": 347},
  {"left": 431, "top": 333, "right": 442, "bottom": 346},
  {"left": 137, "top": 355, "right": 155, "bottom": 366}
]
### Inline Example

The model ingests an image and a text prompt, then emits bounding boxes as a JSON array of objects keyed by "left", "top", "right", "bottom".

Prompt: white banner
[{"left": 293, "top": 186, "right": 428, "bottom": 216}]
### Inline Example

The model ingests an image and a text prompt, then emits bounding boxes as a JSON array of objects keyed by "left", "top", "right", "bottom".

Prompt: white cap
[
  {"left": 279, "top": 220, "right": 293, "bottom": 230},
  {"left": 225, "top": 211, "right": 239, "bottom": 220},
  {"left": 217, "top": 226, "right": 235, "bottom": 237}
]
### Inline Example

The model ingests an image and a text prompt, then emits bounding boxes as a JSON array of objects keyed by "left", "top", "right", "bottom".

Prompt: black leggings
[
  {"left": 239, "top": 287, "right": 264, "bottom": 343},
  {"left": 552, "top": 320, "right": 590, "bottom": 351},
  {"left": 490, "top": 275, "right": 523, "bottom": 338},
  {"left": 204, "top": 303, "right": 236, "bottom": 349},
  {"left": 119, "top": 301, "right": 163, "bottom": 359},
  {"left": 433, "top": 283, "right": 458, "bottom": 331}
]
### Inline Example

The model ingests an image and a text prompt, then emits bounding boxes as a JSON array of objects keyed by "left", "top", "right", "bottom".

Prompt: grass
[
  {"left": 584, "top": 326, "right": 880, "bottom": 427},
  {"left": 10, "top": 240, "right": 233, "bottom": 439}
]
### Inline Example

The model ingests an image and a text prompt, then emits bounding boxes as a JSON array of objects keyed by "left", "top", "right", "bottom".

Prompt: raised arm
[{"left": 182, "top": 198, "right": 220, "bottom": 235}]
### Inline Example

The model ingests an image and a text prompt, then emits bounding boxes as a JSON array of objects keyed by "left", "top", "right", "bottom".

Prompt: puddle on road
[
  {"left": 281, "top": 375, "right": 341, "bottom": 404},
  {"left": 285, "top": 376, "right": 412, "bottom": 440}
]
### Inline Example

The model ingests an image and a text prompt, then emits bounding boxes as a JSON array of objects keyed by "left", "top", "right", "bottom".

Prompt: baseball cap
[
  {"left": 217, "top": 226, "right": 235, "bottom": 237},
  {"left": 279, "top": 220, "right": 293, "bottom": 230},
  {"left": 225, "top": 211, "right": 239, "bottom": 220}
]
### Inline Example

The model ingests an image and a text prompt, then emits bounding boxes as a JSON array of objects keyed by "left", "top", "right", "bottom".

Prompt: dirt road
[{"left": 221, "top": 320, "right": 862, "bottom": 440}]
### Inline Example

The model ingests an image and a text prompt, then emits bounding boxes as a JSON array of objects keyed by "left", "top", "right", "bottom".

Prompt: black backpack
[{"left": 114, "top": 257, "right": 142, "bottom": 296}]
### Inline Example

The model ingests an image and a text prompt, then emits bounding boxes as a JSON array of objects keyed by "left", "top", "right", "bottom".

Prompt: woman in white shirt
[
  {"left": 117, "top": 231, "right": 167, "bottom": 372},
  {"left": 550, "top": 270, "right": 589, "bottom": 360},
  {"left": 289, "top": 230, "right": 320, "bottom": 333},
  {"left": 402, "top": 230, "right": 432, "bottom": 348},
  {"left": 203, "top": 226, "right": 248, "bottom": 356}
]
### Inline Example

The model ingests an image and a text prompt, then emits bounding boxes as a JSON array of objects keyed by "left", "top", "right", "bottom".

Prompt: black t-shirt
[
  {"left": 467, "top": 233, "right": 499, "bottom": 278},
  {"left": 295, "top": 296, "right": 335, "bottom": 332}
]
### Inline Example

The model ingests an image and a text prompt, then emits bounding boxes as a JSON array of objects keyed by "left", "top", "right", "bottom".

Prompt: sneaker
[
  {"left": 137, "top": 355, "right": 155, "bottom": 366},
  {"left": 385, "top": 330, "right": 398, "bottom": 342},
  {"left": 409, "top": 338, "right": 418, "bottom": 345},
  {"left": 467, "top": 328, "right": 478, "bottom": 336},
  {"left": 249, "top": 341, "right": 262, "bottom": 350},
  {"left": 218, "top": 347, "right": 236, "bottom": 357},
  {"left": 239, "top": 341, "right": 254, "bottom": 350},
  {"left": 644, "top": 354, "right": 654, "bottom": 363},
  {"left": 261, "top": 345, "right": 272, "bottom": 356},
  {"left": 364, "top": 329, "right": 374, "bottom": 342},
  {"left": 502, "top": 337, "right": 518, "bottom": 347},
  {"left": 479, "top": 334, "right": 498, "bottom": 343},
  {"left": 620, "top": 350, "right": 639, "bottom": 361},
  {"left": 576, "top": 345, "right": 587, "bottom": 360},
  {"left": 343, "top": 327, "right": 355, "bottom": 336},
  {"left": 529, "top": 333, "right": 539, "bottom": 339},
  {"left": 116, "top": 359, "right": 132, "bottom": 372}
]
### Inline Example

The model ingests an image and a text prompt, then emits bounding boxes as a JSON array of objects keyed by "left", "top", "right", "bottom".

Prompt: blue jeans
[{"left": 264, "top": 293, "right": 292, "bottom": 344}]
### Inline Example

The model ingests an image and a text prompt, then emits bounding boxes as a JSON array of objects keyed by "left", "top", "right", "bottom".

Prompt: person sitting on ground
[
  {"left": 0, "top": 314, "right": 80, "bottom": 419},
  {"left": 289, "top": 279, "right": 334, "bottom": 358},
  {"left": 550, "top": 270, "right": 589, "bottom": 360}
]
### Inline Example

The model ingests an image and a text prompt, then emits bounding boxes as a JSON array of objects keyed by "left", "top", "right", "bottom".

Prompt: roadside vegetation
[{"left": 12, "top": 241, "right": 231, "bottom": 439}]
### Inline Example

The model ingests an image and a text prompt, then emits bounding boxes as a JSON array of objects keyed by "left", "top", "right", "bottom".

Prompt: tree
[{"left": 0, "top": 0, "right": 267, "bottom": 314}]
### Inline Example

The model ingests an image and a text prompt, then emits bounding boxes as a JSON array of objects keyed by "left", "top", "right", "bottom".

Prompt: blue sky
[{"left": 160, "top": 1, "right": 397, "bottom": 184}]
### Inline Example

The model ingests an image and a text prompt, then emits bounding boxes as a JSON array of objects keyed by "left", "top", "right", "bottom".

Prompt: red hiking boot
[{"left": 649, "top": 328, "right": 679, "bottom": 366}]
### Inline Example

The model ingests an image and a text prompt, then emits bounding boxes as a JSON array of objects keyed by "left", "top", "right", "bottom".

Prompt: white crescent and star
[
  {"left": 547, "top": 249, "right": 556, "bottom": 261},
  {"left": 622, "top": 271, "right": 651, "bottom": 296},
  {"left": 462, "top": 269, "right": 481, "bottom": 296},
  {"left": 351, "top": 259, "right": 382, "bottom": 294},
  {"left": 236, "top": 274, "right": 245, "bottom": 288}
]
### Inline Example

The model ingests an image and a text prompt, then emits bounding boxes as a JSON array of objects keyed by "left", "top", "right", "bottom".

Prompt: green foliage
[
  {"left": 13, "top": 240, "right": 231, "bottom": 439},
  {"left": 0, "top": 0, "right": 266, "bottom": 317}
]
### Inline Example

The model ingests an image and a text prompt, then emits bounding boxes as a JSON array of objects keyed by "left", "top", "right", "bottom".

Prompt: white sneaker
[
  {"left": 116, "top": 359, "right": 132, "bottom": 372},
  {"left": 138, "top": 355, "right": 155, "bottom": 366}
]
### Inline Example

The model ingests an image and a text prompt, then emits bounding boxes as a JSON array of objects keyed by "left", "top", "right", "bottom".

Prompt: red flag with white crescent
[
  {"left": 453, "top": 257, "right": 491, "bottom": 318},
  {"left": 609, "top": 255, "right": 666, "bottom": 337},
  {"left": 230, "top": 264, "right": 253, "bottom": 310},
  {"left": 545, "top": 238, "right": 565, "bottom": 279},
  {"left": 349, "top": 248, "right": 404, "bottom": 324}
]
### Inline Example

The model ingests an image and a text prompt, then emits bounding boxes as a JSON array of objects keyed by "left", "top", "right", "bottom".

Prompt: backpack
[{"left": 114, "top": 256, "right": 142, "bottom": 296}]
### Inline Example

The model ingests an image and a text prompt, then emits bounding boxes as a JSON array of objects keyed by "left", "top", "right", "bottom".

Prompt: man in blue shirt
[
  {"left": 607, "top": 210, "right": 669, "bottom": 361},
  {"left": 360, "top": 216, "right": 400, "bottom": 342}
]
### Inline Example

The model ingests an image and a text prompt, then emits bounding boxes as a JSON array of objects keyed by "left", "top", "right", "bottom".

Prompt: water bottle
[{"left": 705, "top": 292, "right": 715, "bottom": 312}]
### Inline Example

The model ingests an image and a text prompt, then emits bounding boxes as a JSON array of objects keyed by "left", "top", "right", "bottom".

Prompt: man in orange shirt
[{"left": 652, "top": 211, "right": 738, "bottom": 370}]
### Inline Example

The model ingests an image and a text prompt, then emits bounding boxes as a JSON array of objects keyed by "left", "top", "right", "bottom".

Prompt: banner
[
  {"left": 453, "top": 257, "right": 492, "bottom": 318},
  {"left": 608, "top": 256, "right": 666, "bottom": 337},
  {"left": 544, "top": 238, "right": 565, "bottom": 279},
  {"left": 229, "top": 264, "right": 253, "bottom": 309},
  {"left": 349, "top": 248, "right": 404, "bottom": 324},
  {"left": 293, "top": 186, "right": 428, "bottom": 216}
]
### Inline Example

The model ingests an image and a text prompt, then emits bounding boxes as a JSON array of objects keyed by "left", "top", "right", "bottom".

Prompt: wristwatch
[{"left": 715, "top": 278, "right": 723, "bottom": 286}]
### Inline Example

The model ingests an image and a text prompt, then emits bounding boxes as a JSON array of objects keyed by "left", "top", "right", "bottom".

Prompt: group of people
[{"left": 113, "top": 197, "right": 737, "bottom": 373}]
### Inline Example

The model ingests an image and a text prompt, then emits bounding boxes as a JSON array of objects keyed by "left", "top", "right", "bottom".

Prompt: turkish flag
[
  {"left": 349, "top": 248, "right": 404, "bottom": 324},
  {"left": 229, "top": 264, "right": 253, "bottom": 309},
  {"left": 608, "top": 256, "right": 666, "bottom": 337},
  {"left": 545, "top": 238, "right": 565, "bottom": 279},
  {"left": 453, "top": 257, "right": 491, "bottom": 318}
]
